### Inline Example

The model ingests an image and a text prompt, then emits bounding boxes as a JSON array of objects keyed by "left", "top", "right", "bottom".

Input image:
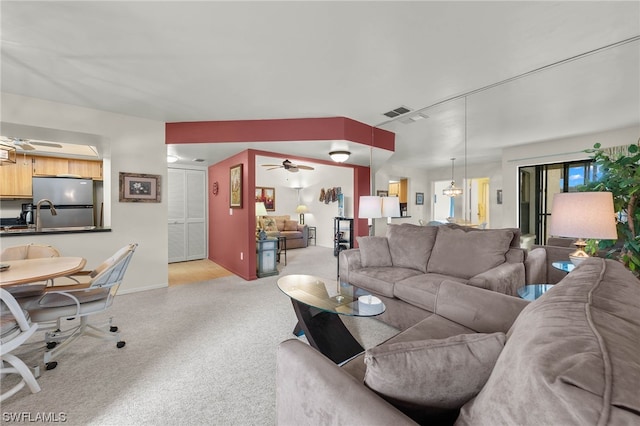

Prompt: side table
[
  {"left": 256, "top": 238, "right": 278, "bottom": 278},
  {"left": 277, "top": 236, "right": 287, "bottom": 266},
  {"left": 517, "top": 284, "right": 554, "bottom": 301},
  {"left": 307, "top": 226, "right": 316, "bottom": 246},
  {"left": 552, "top": 261, "right": 575, "bottom": 273}
]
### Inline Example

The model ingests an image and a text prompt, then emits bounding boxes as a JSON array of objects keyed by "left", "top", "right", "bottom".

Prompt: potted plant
[{"left": 582, "top": 141, "right": 640, "bottom": 276}]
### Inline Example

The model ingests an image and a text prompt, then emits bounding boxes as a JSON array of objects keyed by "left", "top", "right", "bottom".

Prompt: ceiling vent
[
  {"left": 383, "top": 106, "right": 412, "bottom": 118},
  {"left": 193, "top": 158, "right": 205, "bottom": 162}
]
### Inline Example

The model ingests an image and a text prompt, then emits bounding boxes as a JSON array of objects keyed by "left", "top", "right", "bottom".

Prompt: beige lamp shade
[
  {"left": 548, "top": 192, "right": 618, "bottom": 240},
  {"left": 255, "top": 202, "right": 268, "bottom": 217},
  {"left": 358, "top": 196, "right": 382, "bottom": 219},
  {"left": 548, "top": 191, "right": 618, "bottom": 265},
  {"left": 295, "top": 205, "right": 308, "bottom": 214},
  {"left": 381, "top": 196, "right": 400, "bottom": 223}
]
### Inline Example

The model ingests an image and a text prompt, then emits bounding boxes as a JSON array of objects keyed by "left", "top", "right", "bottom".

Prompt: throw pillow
[
  {"left": 356, "top": 236, "right": 392, "bottom": 267},
  {"left": 364, "top": 332, "right": 506, "bottom": 410},
  {"left": 386, "top": 224, "right": 438, "bottom": 273},
  {"left": 427, "top": 226, "right": 513, "bottom": 279},
  {"left": 284, "top": 220, "right": 298, "bottom": 231},
  {"left": 263, "top": 218, "right": 278, "bottom": 232}
]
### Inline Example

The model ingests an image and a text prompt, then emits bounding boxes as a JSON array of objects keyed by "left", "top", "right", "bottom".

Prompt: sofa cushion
[
  {"left": 349, "top": 267, "right": 423, "bottom": 298},
  {"left": 427, "top": 226, "right": 513, "bottom": 279},
  {"left": 394, "top": 273, "right": 468, "bottom": 312},
  {"left": 386, "top": 224, "right": 438, "bottom": 273},
  {"left": 357, "top": 236, "right": 392, "bottom": 268},
  {"left": 364, "top": 332, "right": 506, "bottom": 410},
  {"left": 457, "top": 258, "right": 640, "bottom": 425},
  {"left": 262, "top": 217, "right": 278, "bottom": 232},
  {"left": 284, "top": 220, "right": 298, "bottom": 231}
]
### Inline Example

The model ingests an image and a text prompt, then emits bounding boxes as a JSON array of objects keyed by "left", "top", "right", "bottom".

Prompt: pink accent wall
[{"left": 166, "top": 116, "right": 394, "bottom": 150}]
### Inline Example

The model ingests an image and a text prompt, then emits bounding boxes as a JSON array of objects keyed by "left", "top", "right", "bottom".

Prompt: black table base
[{"left": 290, "top": 299, "right": 364, "bottom": 364}]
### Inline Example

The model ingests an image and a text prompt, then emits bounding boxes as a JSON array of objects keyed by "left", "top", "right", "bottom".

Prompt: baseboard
[{"left": 118, "top": 282, "right": 168, "bottom": 295}]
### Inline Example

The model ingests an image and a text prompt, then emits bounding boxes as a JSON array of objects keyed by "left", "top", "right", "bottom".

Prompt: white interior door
[{"left": 168, "top": 168, "right": 206, "bottom": 263}]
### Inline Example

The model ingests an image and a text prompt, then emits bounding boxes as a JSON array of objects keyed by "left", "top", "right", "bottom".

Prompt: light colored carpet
[{"left": 1, "top": 246, "right": 398, "bottom": 425}]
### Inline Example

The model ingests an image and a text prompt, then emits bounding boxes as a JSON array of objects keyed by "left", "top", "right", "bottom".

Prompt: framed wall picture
[
  {"left": 415, "top": 192, "right": 424, "bottom": 205},
  {"left": 376, "top": 190, "right": 389, "bottom": 197},
  {"left": 255, "top": 186, "right": 275, "bottom": 211},
  {"left": 119, "top": 172, "right": 161, "bottom": 203},
  {"left": 230, "top": 164, "right": 243, "bottom": 208}
]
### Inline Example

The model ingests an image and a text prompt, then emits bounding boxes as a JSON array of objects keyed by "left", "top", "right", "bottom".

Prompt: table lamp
[
  {"left": 381, "top": 196, "right": 400, "bottom": 224},
  {"left": 358, "top": 196, "right": 382, "bottom": 236},
  {"left": 295, "top": 204, "right": 308, "bottom": 225},
  {"left": 548, "top": 191, "right": 618, "bottom": 265},
  {"left": 256, "top": 202, "right": 268, "bottom": 240}
]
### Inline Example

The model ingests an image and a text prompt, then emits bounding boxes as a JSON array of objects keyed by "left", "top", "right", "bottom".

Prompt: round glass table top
[
  {"left": 277, "top": 274, "right": 385, "bottom": 317},
  {"left": 517, "top": 284, "right": 554, "bottom": 301},
  {"left": 552, "top": 261, "right": 575, "bottom": 273}
]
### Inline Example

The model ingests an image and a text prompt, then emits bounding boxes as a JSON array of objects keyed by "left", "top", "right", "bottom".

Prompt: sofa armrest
[
  {"left": 435, "top": 280, "right": 529, "bottom": 333},
  {"left": 525, "top": 248, "right": 547, "bottom": 284},
  {"left": 296, "top": 224, "right": 309, "bottom": 246},
  {"left": 338, "top": 249, "right": 362, "bottom": 283},
  {"left": 277, "top": 339, "right": 417, "bottom": 426},
  {"left": 467, "top": 262, "right": 525, "bottom": 296}
]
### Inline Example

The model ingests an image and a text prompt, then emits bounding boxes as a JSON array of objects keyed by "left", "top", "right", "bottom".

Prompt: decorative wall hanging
[
  {"left": 212, "top": 181, "right": 219, "bottom": 196},
  {"left": 376, "top": 190, "right": 388, "bottom": 197},
  {"left": 415, "top": 192, "right": 424, "bottom": 205},
  {"left": 255, "top": 187, "right": 275, "bottom": 211},
  {"left": 119, "top": 172, "right": 161, "bottom": 203},
  {"left": 229, "top": 164, "right": 243, "bottom": 208}
]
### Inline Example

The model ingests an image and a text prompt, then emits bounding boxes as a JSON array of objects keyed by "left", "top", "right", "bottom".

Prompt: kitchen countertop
[{"left": 0, "top": 226, "right": 111, "bottom": 237}]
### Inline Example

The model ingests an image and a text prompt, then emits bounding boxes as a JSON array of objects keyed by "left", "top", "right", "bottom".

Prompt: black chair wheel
[
  {"left": 110, "top": 326, "right": 118, "bottom": 332},
  {"left": 116, "top": 341, "right": 125, "bottom": 348},
  {"left": 46, "top": 342, "right": 57, "bottom": 350},
  {"left": 46, "top": 362, "right": 57, "bottom": 370}
]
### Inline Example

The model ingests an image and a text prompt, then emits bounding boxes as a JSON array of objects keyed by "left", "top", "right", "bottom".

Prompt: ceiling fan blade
[
  {"left": 17, "top": 143, "right": 36, "bottom": 151},
  {"left": 261, "top": 164, "right": 282, "bottom": 167},
  {"left": 29, "top": 141, "right": 63, "bottom": 148},
  {"left": 296, "top": 165, "right": 314, "bottom": 170},
  {"left": 266, "top": 166, "right": 282, "bottom": 170}
]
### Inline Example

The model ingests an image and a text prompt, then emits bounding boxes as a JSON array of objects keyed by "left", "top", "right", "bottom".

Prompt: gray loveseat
[
  {"left": 277, "top": 257, "right": 640, "bottom": 425},
  {"left": 339, "top": 223, "right": 526, "bottom": 330}
]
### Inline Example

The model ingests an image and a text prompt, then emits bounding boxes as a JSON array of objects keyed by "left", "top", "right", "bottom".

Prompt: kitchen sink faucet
[{"left": 35, "top": 199, "right": 57, "bottom": 231}]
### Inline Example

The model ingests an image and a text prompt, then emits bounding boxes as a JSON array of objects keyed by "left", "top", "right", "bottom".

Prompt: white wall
[
  {"left": 501, "top": 125, "right": 640, "bottom": 228},
  {"left": 1, "top": 93, "right": 168, "bottom": 293},
  {"left": 255, "top": 155, "right": 353, "bottom": 247}
]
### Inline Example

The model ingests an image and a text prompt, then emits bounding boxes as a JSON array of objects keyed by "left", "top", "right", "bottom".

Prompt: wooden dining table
[{"left": 0, "top": 257, "right": 86, "bottom": 287}]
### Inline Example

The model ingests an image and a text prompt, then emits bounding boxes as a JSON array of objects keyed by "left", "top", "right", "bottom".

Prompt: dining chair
[
  {"left": 0, "top": 243, "right": 61, "bottom": 298},
  {"left": 19, "top": 243, "right": 137, "bottom": 370},
  {"left": 1, "top": 288, "right": 41, "bottom": 401}
]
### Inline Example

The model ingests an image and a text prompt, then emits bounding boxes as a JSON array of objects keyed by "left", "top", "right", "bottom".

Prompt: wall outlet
[{"left": 240, "top": 252, "right": 243, "bottom": 260}]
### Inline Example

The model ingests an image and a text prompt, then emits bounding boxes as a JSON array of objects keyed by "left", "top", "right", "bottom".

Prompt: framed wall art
[
  {"left": 415, "top": 192, "right": 424, "bottom": 205},
  {"left": 376, "top": 190, "right": 389, "bottom": 197},
  {"left": 255, "top": 186, "right": 275, "bottom": 211},
  {"left": 119, "top": 172, "right": 161, "bottom": 203},
  {"left": 230, "top": 164, "right": 243, "bottom": 208}
]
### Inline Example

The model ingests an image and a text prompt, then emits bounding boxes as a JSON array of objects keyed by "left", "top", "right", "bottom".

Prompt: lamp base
[{"left": 569, "top": 239, "right": 589, "bottom": 266}]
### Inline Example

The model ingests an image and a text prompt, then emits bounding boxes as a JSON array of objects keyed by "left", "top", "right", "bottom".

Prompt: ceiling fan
[
  {"left": 261, "top": 159, "right": 314, "bottom": 173},
  {"left": 0, "top": 136, "right": 63, "bottom": 151}
]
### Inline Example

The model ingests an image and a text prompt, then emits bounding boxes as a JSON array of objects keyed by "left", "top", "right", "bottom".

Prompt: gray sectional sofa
[
  {"left": 338, "top": 223, "right": 526, "bottom": 330},
  {"left": 277, "top": 257, "right": 640, "bottom": 425}
]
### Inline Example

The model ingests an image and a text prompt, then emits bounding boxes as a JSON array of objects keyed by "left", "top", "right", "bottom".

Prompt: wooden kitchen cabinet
[
  {"left": 399, "top": 178, "right": 408, "bottom": 203},
  {"left": 0, "top": 156, "right": 33, "bottom": 198},
  {"left": 33, "top": 156, "right": 102, "bottom": 180},
  {"left": 68, "top": 159, "right": 102, "bottom": 180}
]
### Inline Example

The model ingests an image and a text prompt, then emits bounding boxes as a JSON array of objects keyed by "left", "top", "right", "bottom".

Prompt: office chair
[
  {"left": 0, "top": 243, "right": 61, "bottom": 298},
  {"left": 1, "top": 288, "right": 41, "bottom": 401},
  {"left": 19, "top": 243, "right": 137, "bottom": 370}
]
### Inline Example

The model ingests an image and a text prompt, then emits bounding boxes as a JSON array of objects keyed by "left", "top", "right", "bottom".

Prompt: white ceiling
[{"left": 1, "top": 1, "right": 639, "bottom": 169}]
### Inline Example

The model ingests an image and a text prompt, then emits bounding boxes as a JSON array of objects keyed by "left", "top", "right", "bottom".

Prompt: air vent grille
[
  {"left": 193, "top": 158, "right": 205, "bottom": 162},
  {"left": 383, "top": 106, "right": 412, "bottom": 118}
]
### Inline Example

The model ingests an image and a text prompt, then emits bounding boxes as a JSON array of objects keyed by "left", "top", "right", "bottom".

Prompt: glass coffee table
[{"left": 277, "top": 274, "right": 385, "bottom": 364}]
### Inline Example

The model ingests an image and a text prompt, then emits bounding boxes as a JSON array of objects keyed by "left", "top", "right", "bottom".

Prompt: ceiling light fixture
[
  {"left": 167, "top": 155, "right": 178, "bottom": 163},
  {"left": 443, "top": 158, "right": 463, "bottom": 197},
  {"left": 329, "top": 151, "right": 350, "bottom": 163}
]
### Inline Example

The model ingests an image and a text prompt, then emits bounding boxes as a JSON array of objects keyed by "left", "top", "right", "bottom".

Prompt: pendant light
[{"left": 443, "top": 158, "right": 463, "bottom": 197}]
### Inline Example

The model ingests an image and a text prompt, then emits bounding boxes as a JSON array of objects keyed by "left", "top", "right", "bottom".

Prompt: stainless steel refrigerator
[{"left": 32, "top": 177, "right": 94, "bottom": 228}]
